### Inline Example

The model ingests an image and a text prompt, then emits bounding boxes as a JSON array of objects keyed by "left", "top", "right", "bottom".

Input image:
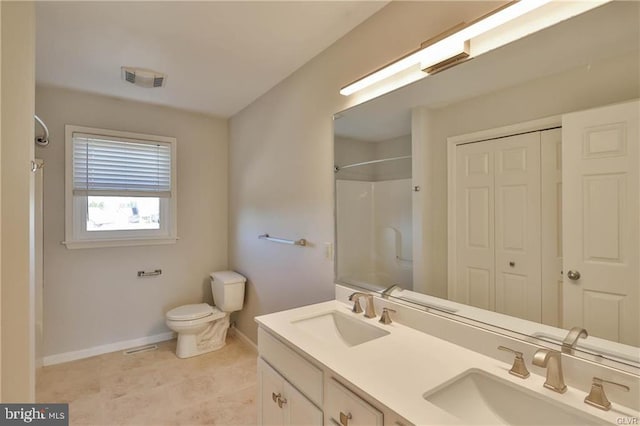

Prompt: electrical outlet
[{"left": 325, "top": 242, "right": 334, "bottom": 261}]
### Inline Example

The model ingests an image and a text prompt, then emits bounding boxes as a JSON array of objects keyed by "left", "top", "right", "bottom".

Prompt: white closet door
[
  {"left": 541, "top": 128, "right": 563, "bottom": 327},
  {"left": 455, "top": 142, "right": 495, "bottom": 310},
  {"left": 494, "top": 133, "right": 541, "bottom": 322},
  {"left": 562, "top": 100, "right": 639, "bottom": 346}
]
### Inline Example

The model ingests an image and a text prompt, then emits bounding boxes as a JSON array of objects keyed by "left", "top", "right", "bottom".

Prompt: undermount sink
[
  {"left": 423, "top": 369, "right": 602, "bottom": 425},
  {"left": 291, "top": 310, "right": 389, "bottom": 347}
]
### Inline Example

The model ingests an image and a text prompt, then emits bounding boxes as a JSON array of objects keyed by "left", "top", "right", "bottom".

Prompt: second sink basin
[
  {"left": 424, "top": 369, "right": 602, "bottom": 425},
  {"left": 291, "top": 310, "right": 389, "bottom": 347}
]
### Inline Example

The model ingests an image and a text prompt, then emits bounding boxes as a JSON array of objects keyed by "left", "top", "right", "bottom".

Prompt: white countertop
[{"left": 255, "top": 300, "right": 637, "bottom": 425}]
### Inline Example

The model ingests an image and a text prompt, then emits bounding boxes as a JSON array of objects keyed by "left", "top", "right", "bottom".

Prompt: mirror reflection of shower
[{"left": 334, "top": 133, "right": 413, "bottom": 290}]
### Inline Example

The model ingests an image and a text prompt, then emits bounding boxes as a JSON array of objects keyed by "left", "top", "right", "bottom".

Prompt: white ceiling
[{"left": 35, "top": 1, "right": 387, "bottom": 118}]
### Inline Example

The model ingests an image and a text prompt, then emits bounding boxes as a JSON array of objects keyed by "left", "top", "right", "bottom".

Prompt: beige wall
[
  {"left": 373, "top": 135, "right": 411, "bottom": 181},
  {"left": 334, "top": 136, "right": 375, "bottom": 181},
  {"left": 1, "top": 2, "right": 35, "bottom": 401},
  {"left": 229, "top": 1, "right": 503, "bottom": 343},
  {"left": 334, "top": 135, "right": 411, "bottom": 182},
  {"left": 36, "top": 86, "right": 228, "bottom": 358}
]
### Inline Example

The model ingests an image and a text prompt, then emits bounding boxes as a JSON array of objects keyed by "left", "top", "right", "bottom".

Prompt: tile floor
[{"left": 36, "top": 335, "right": 257, "bottom": 425}]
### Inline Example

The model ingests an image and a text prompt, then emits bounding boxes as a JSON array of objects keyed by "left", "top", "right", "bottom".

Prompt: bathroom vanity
[{"left": 255, "top": 289, "right": 640, "bottom": 425}]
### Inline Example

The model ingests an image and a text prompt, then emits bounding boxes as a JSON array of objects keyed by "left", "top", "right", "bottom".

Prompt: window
[{"left": 65, "top": 125, "right": 177, "bottom": 249}]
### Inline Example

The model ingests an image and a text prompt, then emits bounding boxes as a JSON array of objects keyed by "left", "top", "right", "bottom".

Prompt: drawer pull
[
  {"left": 277, "top": 396, "right": 288, "bottom": 408},
  {"left": 272, "top": 392, "right": 287, "bottom": 408},
  {"left": 339, "top": 412, "right": 352, "bottom": 426}
]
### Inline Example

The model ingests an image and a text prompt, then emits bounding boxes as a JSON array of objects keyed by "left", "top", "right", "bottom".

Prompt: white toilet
[{"left": 166, "top": 270, "right": 246, "bottom": 358}]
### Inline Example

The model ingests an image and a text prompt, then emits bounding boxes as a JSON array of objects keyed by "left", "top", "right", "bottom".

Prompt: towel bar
[{"left": 258, "top": 234, "right": 307, "bottom": 247}]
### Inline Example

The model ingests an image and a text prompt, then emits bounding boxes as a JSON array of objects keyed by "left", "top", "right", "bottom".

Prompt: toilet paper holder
[{"left": 137, "top": 269, "right": 162, "bottom": 277}]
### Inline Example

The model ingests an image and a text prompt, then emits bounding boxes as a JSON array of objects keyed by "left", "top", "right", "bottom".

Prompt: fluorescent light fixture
[
  {"left": 340, "top": 0, "right": 552, "bottom": 96},
  {"left": 419, "top": 39, "right": 469, "bottom": 73},
  {"left": 339, "top": 51, "right": 425, "bottom": 96}
]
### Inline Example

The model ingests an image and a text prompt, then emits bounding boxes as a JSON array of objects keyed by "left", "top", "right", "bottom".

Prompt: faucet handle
[
  {"left": 351, "top": 298, "right": 363, "bottom": 314},
  {"left": 379, "top": 308, "right": 396, "bottom": 324},
  {"left": 584, "top": 377, "right": 630, "bottom": 411},
  {"left": 498, "top": 346, "right": 530, "bottom": 378},
  {"left": 348, "top": 292, "right": 364, "bottom": 314},
  {"left": 349, "top": 292, "right": 376, "bottom": 318}
]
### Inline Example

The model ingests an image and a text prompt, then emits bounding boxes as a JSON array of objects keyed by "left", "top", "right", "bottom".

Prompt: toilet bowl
[{"left": 165, "top": 271, "right": 246, "bottom": 358}]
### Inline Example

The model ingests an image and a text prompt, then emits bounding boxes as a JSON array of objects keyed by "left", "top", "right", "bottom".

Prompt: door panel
[
  {"left": 467, "top": 267, "right": 491, "bottom": 310},
  {"left": 494, "top": 133, "right": 541, "bottom": 322},
  {"left": 583, "top": 174, "right": 624, "bottom": 262},
  {"left": 583, "top": 290, "right": 625, "bottom": 342},
  {"left": 563, "top": 100, "right": 639, "bottom": 346},
  {"left": 455, "top": 143, "right": 494, "bottom": 309},
  {"left": 455, "top": 132, "right": 541, "bottom": 321},
  {"left": 258, "top": 359, "right": 285, "bottom": 426},
  {"left": 541, "top": 129, "right": 563, "bottom": 327},
  {"left": 498, "top": 272, "right": 528, "bottom": 318},
  {"left": 284, "top": 382, "right": 322, "bottom": 426}
]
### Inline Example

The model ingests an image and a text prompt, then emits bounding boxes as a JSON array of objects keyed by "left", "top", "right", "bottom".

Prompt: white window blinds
[{"left": 72, "top": 133, "right": 172, "bottom": 197}]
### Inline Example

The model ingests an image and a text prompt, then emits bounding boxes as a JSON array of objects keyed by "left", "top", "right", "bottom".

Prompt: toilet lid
[{"left": 166, "top": 303, "right": 215, "bottom": 321}]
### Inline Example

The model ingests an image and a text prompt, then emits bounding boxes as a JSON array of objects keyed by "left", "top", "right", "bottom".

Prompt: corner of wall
[{"left": 1, "top": 0, "right": 36, "bottom": 402}]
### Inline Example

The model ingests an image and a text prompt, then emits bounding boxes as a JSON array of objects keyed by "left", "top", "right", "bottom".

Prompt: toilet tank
[{"left": 210, "top": 271, "right": 246, "bottom": 312}]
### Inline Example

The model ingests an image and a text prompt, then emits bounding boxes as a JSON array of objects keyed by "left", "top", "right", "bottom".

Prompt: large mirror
[{"left": 334, "top": 1, "right": 640, "bottom": 373}]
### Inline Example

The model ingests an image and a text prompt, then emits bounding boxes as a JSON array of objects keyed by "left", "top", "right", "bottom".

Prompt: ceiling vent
[{"left": 121, "top": 67, "right": 166, "bottom": 88}]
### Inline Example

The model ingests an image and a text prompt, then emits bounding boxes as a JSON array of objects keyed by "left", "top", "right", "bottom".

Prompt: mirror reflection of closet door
[
  {"left": 541, "top": 128, "right": 563, "bottom": 328},
  {"left": 562, "top": 100, "right": 639, "bottom": 346},
  {"left": 494, "top": 134, "right": 541, "bottom": 322},
  {"left": 454, "top": 133, "right": 542, "bottom": 322},
  {"left": 454, "top": 141, "right": 495, "bottom": 311}
]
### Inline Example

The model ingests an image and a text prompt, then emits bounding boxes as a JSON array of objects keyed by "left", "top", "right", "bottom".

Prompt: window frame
[{"left": 64, "top": 125, "right": 178, "bottom": 249}]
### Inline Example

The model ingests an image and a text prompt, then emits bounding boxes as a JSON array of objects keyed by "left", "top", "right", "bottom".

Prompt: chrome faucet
[
  {"left": 532, "top": 348, "right": 567, "bottom": 393},
  {"left": 348, "top": 292, "right": 376, "bottom": 318},
  {"left": 562, "top": 327, "right": 588, "bottom": 354}
]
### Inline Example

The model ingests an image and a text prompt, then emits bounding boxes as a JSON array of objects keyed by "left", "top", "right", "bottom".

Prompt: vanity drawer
[
  {"left": 326, "top": 378, "right": 383, "bottom": 426},
  {"left": 258, "top": 327, "right": 323, "bottom": 406}
]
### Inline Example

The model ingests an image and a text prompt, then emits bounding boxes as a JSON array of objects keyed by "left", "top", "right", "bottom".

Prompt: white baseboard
[
  {"left": 230, "top": 326, "right": 257, "bottom": 353},
  {"left": 42, "top": 331, "right": 176, "bottom": 366}
]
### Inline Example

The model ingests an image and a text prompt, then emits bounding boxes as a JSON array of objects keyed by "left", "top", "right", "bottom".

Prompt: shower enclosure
[{"left": 334, "top": 134, "right": 413, "bottom": 290}]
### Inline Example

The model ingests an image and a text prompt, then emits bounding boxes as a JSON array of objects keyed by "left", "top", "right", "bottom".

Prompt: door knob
[
  {"left": 339, "top": 412, "right": 352, "bottom": 426},
  {"left": 567, "top": 270, "right": 581, "bottom": 280}
]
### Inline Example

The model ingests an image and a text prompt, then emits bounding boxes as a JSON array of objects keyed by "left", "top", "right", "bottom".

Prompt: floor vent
[{"left": 123, "top": 344, "right": 158, "bottom": 355}]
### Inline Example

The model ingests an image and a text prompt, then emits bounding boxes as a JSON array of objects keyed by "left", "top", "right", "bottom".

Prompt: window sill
[{"left": 63, "top": 237, "right": 178, "bottom": 250}]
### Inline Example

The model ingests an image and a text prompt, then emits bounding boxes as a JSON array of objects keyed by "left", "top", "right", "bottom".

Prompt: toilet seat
[{"left": 167, "top": 303, "right": 223, "bottom": 321}]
